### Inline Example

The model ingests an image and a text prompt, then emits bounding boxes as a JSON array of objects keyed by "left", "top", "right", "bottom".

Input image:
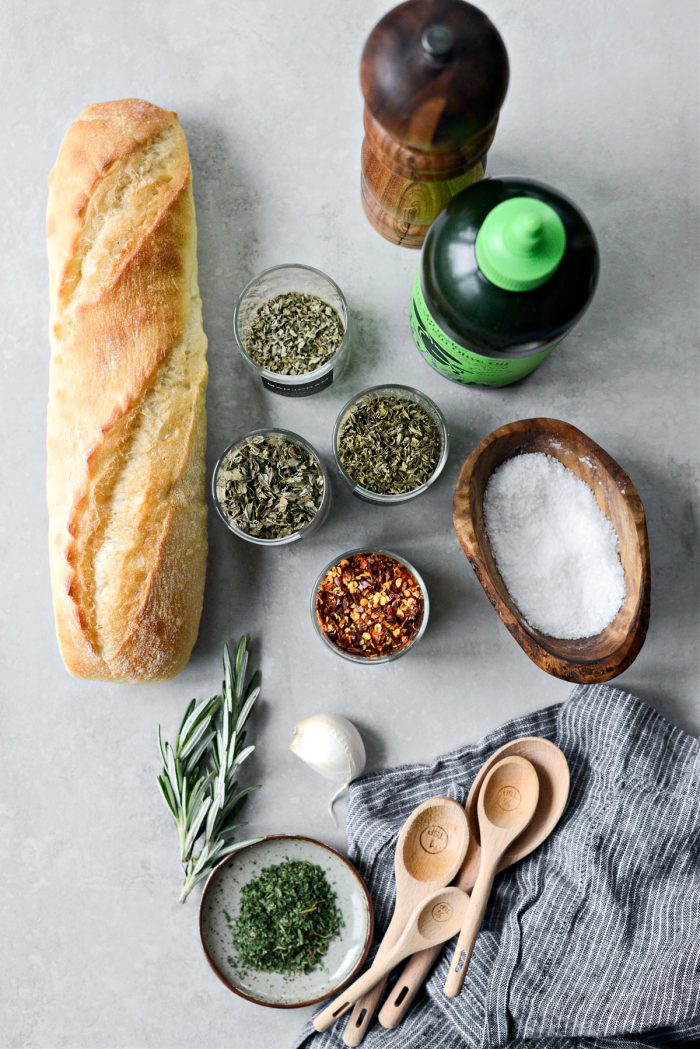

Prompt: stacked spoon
[
  {"left": 318, "top": 796, "right": 469, "bottom": 1039},
  {"left": 444, "top": 755, "right": 539, "bottom": 996},
  {"left": 313, "top": 736, "right": 570, "bottom": 1041}
]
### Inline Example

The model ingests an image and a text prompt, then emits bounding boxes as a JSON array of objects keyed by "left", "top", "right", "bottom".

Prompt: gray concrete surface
[{"left": 1, "top": 1, "right": 698, "bottom": 1046}]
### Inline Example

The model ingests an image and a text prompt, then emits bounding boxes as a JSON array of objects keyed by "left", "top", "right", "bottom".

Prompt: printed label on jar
[
  {"left": 261, "top": 370, "right": 334, "bottom": 397},
  {"left": 410, "top": 273, "right": 557, "bottom": 388}
]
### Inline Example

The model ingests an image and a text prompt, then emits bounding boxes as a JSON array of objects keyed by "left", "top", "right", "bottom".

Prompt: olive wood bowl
[{"left": 453, "top": 418, "right": 650, "bottom": 683}]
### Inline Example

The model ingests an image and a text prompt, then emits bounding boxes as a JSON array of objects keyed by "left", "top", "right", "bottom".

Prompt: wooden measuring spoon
[
  {"left": 379, "top": 736, "right": 569, "bottom": 1029},
  {"left": 313, "top": 886, "right": 470, "bottom": 1032},
  {"left": 443, "top": 756, "right": 539, "bottom": 997},
  {"left": 341, "top": 795, "right": 468, "bottom": 1046}
]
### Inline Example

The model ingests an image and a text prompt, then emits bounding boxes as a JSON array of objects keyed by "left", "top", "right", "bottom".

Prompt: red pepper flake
[{"left": 315, "top": 552, "right": 424, "bottom": 658}]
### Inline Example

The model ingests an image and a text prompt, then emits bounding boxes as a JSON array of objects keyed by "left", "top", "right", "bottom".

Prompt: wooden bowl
[{"left": 453, "top": 418, "right": 650, "bottom": 682}]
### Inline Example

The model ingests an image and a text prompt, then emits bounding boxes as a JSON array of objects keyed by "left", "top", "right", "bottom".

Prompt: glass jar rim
[
  {"left": 310, "top": 547, "right": 430, "bottom": 663},
  {"left": 233, "top": 264, "right": 349, "bottom": 383},
  {"left": 332, "top": 383, "right": 449, "bottom": 503},
  {"left": 212, "top": 427, "right": 330, "bottom": 546}
]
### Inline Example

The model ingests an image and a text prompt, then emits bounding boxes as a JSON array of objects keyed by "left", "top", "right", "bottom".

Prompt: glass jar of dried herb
[
  {"left": 212, "top": 429, "right": 330, "bottom": 546},
  {"left": 234, "top": 264, "right": 349, "bottom": 397},
  {"left": 311, "top": 549, "right": 430, "bottom": 664},
  {"left": 333, "top": 384, "right": 448, "bottom": 504}
]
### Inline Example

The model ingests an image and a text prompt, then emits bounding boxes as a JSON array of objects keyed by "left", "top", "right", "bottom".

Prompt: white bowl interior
[{"left": 200, "top": 836, "right": 372, "bottom": 1007}]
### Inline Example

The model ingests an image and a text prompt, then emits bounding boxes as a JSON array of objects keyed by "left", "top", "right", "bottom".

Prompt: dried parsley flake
[
  {"left": 215, "top": 434, "right": 324, "bottom": 540},
  {"left": 337, "top": 395, "right": 443, "bottom": 495},
  {"left": 244, "top": 292, "right": 344, "bottom": 375},
  {"left": 232, "top": 860, "right": 344, "bottom": 974}
]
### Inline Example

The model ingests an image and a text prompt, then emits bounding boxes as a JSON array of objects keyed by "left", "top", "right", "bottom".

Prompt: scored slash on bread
[{"left": 46, "top": 99, "right": 208, "bottom": 682}]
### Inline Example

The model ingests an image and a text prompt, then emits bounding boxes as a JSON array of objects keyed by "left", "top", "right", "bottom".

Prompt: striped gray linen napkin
[{"left": 295, "top": 684, "right": 700, "bottom": 1049}]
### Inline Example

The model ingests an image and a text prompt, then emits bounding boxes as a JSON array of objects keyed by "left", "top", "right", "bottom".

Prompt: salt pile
[{"left": 483, "top": 453, "right": 626, "bottom": 639}]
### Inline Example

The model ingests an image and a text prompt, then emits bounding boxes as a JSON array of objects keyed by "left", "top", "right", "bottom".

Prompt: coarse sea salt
[{"left": 483, "top": 452, "right": 626, "bottom": 640}]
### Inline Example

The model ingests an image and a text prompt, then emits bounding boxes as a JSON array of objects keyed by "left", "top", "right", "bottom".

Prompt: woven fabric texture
[{"left": 295, "top": 685, "right": 700, "bottom": 1049}]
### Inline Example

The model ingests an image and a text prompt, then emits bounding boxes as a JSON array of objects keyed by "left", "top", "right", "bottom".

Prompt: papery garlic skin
[{"left": 288, "top": 714, "right": 366, "bottom": 822}]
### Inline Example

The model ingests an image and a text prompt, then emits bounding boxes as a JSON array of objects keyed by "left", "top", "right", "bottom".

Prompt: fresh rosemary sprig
[{"left": 157, "top": 637, "right": 262, "bottom": 902}]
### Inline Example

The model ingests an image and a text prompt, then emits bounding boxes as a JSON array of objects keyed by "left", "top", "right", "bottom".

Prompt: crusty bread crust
[{"left": 46, "top": 99, "right": 208, "bottom": 681}]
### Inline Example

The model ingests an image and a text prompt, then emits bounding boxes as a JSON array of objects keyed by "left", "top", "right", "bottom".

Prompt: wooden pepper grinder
[{"left": 360, "top": 0, "right": 509, "bottom": 248}]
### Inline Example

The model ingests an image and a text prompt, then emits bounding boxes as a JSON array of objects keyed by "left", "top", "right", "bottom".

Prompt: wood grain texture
[
  {"left": 360, "top": 130, "right": 484, "bottom": 248},
  {"left": 443, "top": 756, "right": 539, "bottom": 997},
  {"left": 359, "top": 0, "right": 507, "bottom": 246},
  {"left": 453, "top": 419, "right": 651, "bottom": 683},
  {"left": 314, "top": 886, "right": 470, "bottom": 1033},
  {"left": 379, "top": 737, "right": 570, "bottom": 1029},
  {"left": 342, "top": 797, "right": 468, "bottom": 1046},
  {"left": 360, "top": 0, "right": 508, "bottom": 150},
  {"left": 46, "top": 99, "right": 208, "bottom": 681}
]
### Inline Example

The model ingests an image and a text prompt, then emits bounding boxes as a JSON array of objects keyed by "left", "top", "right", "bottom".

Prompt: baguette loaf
[{"left": 46, "top": 99, "right": 208, "bottom": 681}]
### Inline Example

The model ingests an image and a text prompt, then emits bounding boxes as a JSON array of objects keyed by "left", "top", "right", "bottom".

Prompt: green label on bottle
[{"left": 410, "top": 273, "right": 557, "bottom": 388}]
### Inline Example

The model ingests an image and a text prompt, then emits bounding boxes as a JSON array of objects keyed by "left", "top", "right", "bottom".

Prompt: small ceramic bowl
[
  {"left": 212, "top": 428, "right": 331, "bottom": 546},
  {"left": 199, "top": 835, "right": 373, "bottom": 1009},
  {"left": 311, "top": 548, "right": 430, "bottom": 664},
  {"left": 233, "top": 264, "right": 349, "bottom": 397},
  {"left": 333, "top": 383, "right": 449, "bottom": 504}
]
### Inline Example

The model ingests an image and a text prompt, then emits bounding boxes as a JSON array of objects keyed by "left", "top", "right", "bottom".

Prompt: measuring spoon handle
[
  {"left": 378, "top": 863, "right": 477, "bottom": 1029},
  {"left": 313, "top": 948, "right": 402, "bottom": 1033},
  {"left": 443, "top": 867, "right": 493, "bottom": 998},
  {"left": 341, "top": 907, "right": 406, "bottom": 1047},
  {"left": 377, "top": 941, "right": 442, "bottom": 1029},
  {"left": 341, "top": 976, "right": 389, "bottom": 1046}
]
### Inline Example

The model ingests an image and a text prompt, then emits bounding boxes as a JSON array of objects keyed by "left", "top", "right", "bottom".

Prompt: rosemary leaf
[{"left": 156, "top": 637, "right": 262, "bottom": 902}]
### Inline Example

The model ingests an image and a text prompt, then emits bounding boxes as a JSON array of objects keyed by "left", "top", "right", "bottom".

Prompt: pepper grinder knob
[{"left": 421, "top": 24, "right": 454, "bottom": 60}]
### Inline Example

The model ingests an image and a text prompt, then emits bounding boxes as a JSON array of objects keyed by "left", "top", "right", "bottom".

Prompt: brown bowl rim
[
  {"left": 198, "top": 833, "right": 375, "bottom": 1010},
  {"left": 453, "top": 417, "right": 651, "bottom": 683}
]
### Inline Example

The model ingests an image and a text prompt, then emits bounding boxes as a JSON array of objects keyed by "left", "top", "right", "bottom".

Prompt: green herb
[
  {"left": 215, "top": 433, "right": 324, "bottom": 540},
  {"left": 244, "top": 292, "right": 344, "bottom": 375},
  {"left": 337, "top": 394, "right": 442, "bottom": 495},
  {"left": 157, "top": 638, "right": 262, "bottom": 902},
  {"left": 231, "top": 860, "right": 344, "bottom": 974}
]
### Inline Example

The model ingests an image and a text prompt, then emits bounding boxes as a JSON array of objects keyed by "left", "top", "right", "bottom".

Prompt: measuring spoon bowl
[
  {"left": 342, "top": 795, "right": 468, "bottom": 1046},
  {"left": 478, "top": 755, "right": 540, "bottom": 843},
  {"left": 399, "top": 797, "right": 469, "bottom": 884},
  {"left": 444, "top": 756, "right": 539, "bottom": 998},
  {"left": 379, "top": 736, "right": 569, "bottom": 1029},
  {"left": 314, "top": 887, "right": 469, "bottom": 1032}
]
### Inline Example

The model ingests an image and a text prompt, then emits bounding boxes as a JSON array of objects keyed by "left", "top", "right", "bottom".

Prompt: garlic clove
[{"left": 288, "top": 714, "right": 366, "bottom": 823}]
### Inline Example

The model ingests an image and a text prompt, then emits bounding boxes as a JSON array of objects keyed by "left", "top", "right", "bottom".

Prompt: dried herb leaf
[
  {"left": 216, "top": 434, "right": 324, "bottom": 539},
  {"left": 337, "top": 395, "right": 442, "bottom": 495},
  {"left": 231, "top": 859, "right": 344, "bottom": 974},
  {"left": 244, "top": 292, "right": 344, "bottom": 375}
]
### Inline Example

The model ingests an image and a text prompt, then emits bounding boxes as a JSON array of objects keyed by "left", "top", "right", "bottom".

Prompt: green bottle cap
[{"left": 475, "top": 197, "right": 567, "bottom": 292}]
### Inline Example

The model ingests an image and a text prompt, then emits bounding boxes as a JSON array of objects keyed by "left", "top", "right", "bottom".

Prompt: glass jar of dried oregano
[
  {"left": 333, "top": 384, "right": 448, "bottom": 504},
  {"left": 212, "top": 429, "right": 331, "bottom": 546},
  {"left": 233, "top": 264, "right": 349, "bottom": 397}
]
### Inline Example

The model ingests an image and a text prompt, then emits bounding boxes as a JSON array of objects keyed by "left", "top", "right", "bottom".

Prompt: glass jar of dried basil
[
  {"left": 311, "top": 548, "right": 430, "bottom": 664},
  {"left": 333, "top": 384, "right": 448, "bottom": 504},
  {"left": 212, "top": 429, "right": 331, "bottom": 546},
  {"left": 233, "top": 264, "right": 349, "bottom": 397}
]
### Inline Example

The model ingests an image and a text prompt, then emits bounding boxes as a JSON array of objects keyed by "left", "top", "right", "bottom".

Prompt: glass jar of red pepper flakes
[{"left": 311, "top": 549, "right": 429, "bottom": 663}]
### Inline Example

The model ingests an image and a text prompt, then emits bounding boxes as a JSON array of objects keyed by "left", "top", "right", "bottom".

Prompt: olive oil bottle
[{"left": 410, "top": 177, "right": 599, "bottom": 387}]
